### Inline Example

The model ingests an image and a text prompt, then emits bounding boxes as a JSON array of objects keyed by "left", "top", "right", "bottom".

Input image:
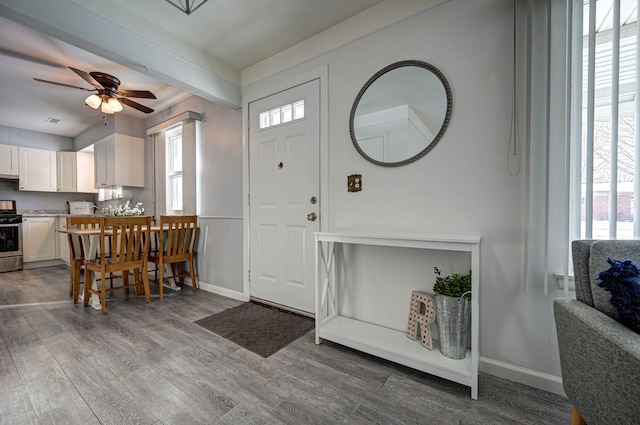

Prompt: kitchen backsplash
[
  {"left": 0, "top": 182, "right": 150, "bottom": 216},
  {"left": 0, "top": 182, "right": 96, "bottom": 212}
]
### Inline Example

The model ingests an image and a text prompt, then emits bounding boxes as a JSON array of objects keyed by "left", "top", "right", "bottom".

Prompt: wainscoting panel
[{"left": 195, "top": 217, "right": 244, "bottom": 298}]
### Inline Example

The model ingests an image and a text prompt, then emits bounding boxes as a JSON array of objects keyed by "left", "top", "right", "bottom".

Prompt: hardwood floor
[{"left": 0, "top": 266, "right": 572, "bottom": 424}]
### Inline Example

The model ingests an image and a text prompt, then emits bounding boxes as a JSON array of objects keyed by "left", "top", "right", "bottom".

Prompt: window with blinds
[
  {"left": 165, "top": 124, "right": 183, "bottom": 213},
  {"left": 573, "top": 0, "right": 639, "bottom": 239}
]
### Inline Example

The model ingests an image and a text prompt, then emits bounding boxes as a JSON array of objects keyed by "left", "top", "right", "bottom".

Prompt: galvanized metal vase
[{"left": 435, "top": 293, "right": 471, "bottom": 359}]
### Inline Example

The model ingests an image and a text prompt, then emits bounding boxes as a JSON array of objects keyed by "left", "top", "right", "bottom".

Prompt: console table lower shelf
[
  {"left": 317, "top": 315, "right": 475, "bottom": 394},
  {"left": 314, "top": 231, "right": 480, "bottom": 399}
]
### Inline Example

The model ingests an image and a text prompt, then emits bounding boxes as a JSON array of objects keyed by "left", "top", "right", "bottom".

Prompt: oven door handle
[{"left": 0, "top": 223, "right": 21, "bottom": 227}]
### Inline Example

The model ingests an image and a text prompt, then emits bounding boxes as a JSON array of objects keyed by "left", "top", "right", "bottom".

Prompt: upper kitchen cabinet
[
  {"left": 94, "top": 134, "right": 144, "bottom": 188},
  {"left": 77, "top": 152, "right": 98, "bottom": 193},
  {"left": 18, "top": 147, "right": 56, "bottom": 192},
  {"left": 56, "top": 151, "right": 76, "bottom": 192},
  {"left": 0, "top": 144, "right": 19, "bottom": 177},
  {"left": 56, "top": 151, "right": 98, "bottom": 193}
]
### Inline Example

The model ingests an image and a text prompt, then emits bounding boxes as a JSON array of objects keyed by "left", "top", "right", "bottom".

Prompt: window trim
[
  {"left": 147, "top": 111, "right": 201, "bottom": 218},
  {"left": 165, "top": 124, "right": 183, "bottom": 214}
]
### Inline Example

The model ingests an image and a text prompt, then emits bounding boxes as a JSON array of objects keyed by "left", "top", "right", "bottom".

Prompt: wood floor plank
[
  {"left": 220, "top": 402, "right": 284, "bottom": 425},
  {"left": 61, "top": 356, "right": 158, "bottom": 425},
  {"left": 33, "top": 397, "right": 101, "bottom": 425},
  {"left": 0, "top": 266, "right": 572, "bottom": 425},
  {"left": 11, "top": 344, "right": 85, "bottom": 416},
  {"left": 0, "top": 386, "right": 38, "bottom": 425}
]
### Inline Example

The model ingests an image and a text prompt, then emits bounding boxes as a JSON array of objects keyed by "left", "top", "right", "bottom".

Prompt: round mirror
[{"left": 349, "top": 60, "right": 452, "bottom": 167}]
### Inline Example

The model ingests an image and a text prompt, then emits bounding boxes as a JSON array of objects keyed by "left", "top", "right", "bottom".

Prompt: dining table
[{"left": 57, "top": 223, "right": 182, "bottom": 310}]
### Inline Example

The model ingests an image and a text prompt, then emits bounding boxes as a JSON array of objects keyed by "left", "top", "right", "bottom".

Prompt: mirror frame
[{"left": 349, "top": 60, "right": 452, "bottom": 167}]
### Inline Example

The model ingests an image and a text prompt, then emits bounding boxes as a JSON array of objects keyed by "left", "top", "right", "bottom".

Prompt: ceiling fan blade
[
  {"left": 33, "top": 78, "right": 94, "bottom": 91},
  {"left": 69, "top": 67, "right": 103, "bottom": 89},
  {"left": 120, "top": 98, "right": 154, "bottom": 114},
  {"left": 116, "top": 89, "right": 156, "bottom": 99}
]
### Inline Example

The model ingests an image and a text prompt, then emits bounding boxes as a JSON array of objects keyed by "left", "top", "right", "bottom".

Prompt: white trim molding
[
  {"left": 479, "top": 356, "right": 565, "bottom": 397},
  {"left": 197, "top": 280, "right": 248, "bottom": 302}
]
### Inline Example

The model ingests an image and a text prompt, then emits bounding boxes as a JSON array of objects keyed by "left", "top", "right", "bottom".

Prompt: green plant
[{"left": 433, "top": 267, "right": 471, "bottom": 299}]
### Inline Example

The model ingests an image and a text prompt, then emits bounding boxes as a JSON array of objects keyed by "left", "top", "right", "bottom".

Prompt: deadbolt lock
[{"left": 310, "top": 196, "right": 317, "bottom": 204}]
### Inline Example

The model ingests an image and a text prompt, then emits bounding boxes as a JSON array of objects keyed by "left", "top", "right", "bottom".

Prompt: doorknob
[{"left": 306, "top": 212, "right": 317, "bottom": 222}]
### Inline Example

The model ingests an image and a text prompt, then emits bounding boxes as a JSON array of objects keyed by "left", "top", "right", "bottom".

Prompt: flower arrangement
[
  {"left": 597, "top": 257, "right": 640, "bottom": 334},
  {"left": 102, "top": 201, "right": 145, "bottom": 216},
  {"left": 433, "top": 267, "right": 472, "bottom": 299}
]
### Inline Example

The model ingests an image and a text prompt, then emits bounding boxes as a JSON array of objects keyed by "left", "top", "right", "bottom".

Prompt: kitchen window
[
  {"left": 165, "top": 124, "right": 183, "bottom": 213},
  {"left": 148, "top": 111, "right": 201, "bottom": 217}
]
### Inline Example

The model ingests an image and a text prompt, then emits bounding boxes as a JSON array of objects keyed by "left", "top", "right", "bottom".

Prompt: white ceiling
[
  {"left": 0, "top": 0, "right": 386, "bottom": 138},
  {"left": 0, "top": 15, "right": 192, "bottom": 137}
]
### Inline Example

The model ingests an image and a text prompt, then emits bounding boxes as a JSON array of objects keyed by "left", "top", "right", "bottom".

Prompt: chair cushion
[{"left": 597, "top": 258, "right": 640, "bottom": 334}]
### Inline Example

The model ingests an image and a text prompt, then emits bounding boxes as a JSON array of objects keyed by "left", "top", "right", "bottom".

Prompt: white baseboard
[
  {"left": 197, "top": 280, "right": 248, "bottom": 302},
  {"left": 24, "top": 259, "right": 65, "bottom": 269},
  {"left": 480, "top": 357, "right": 566, "bottom": 397}
]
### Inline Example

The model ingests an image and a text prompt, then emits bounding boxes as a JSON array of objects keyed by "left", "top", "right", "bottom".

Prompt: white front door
[{"left": 249, "top": 79, "right": 320, "bottom": 314}]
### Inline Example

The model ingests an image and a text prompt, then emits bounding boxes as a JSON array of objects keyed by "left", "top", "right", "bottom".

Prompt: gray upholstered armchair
[{"left": 554, "top": 240, "right": 640, "bottom": 425}]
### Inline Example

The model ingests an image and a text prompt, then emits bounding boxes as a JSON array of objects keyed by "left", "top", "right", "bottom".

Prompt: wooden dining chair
[
  {"left": 149, "top": 215, "right": 198, "bottom": 299},
  {"left": 66, "top": 216, "right": 102, "bottom": 304},
  {"left": 84, "top": 216, "right": 152, "bottom": 314}
]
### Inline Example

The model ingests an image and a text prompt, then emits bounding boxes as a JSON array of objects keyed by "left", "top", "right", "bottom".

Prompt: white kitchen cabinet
[
  {"left": 56, "top": 151, "right": 98, "bottom": 193},
  {"left": 0, "top": 144, "right": 19, "bottom": 177},
  {"left": 94, "top": 134, "right": 144, "bottom": 188},
  {"left": 19, "top": 147, "right": 57, "bottom": 192},
  {"left": 56, "top": 151, "right": 77, "bottom": 192},
  {"left": 58, "top": 217, "right": 70, "bottom": 265},
  {"left": 77, "top": 152, "right": 98, "bottom": 193},
  {"left": 23, "top": 216, "right": 57, "bottom": 262}
]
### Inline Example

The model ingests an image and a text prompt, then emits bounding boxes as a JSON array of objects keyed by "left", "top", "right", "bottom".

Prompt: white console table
[{"left": 314, "top": 231, "right": 481, "bottom": 399}]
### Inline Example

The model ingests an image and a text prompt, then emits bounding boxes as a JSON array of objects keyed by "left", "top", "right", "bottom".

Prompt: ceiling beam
[{"left": 0, "top": 0, "right": 241, "bottom": 108}]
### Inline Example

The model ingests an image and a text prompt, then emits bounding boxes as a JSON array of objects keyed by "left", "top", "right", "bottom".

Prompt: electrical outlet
[{"left": 348, "top": 174, "right": 362, "bottom": 192}]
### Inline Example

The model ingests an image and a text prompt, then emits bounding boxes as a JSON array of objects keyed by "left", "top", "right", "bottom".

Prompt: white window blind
[
  {"left": 165, "top": 124, "right": 183, "bottom": 213},
  {"left": 573, "top": 0, "right": 639, "bottom": 240}
]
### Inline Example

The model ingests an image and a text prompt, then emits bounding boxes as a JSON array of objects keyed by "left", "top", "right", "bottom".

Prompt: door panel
[
  {"left": 285, "top": 225, "right": 305, "bottom": 285},
  {"left": 249, "top": 79, "right": 320, "bottom": 313},
  {"left": 259, "top": 224, "right": 277, "bottom": 280},
  {"left": 258, "top": 140, "right": 278, "bottom": 207}
]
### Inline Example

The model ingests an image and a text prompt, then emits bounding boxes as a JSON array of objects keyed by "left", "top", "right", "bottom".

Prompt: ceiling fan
[{"left": 33, "top": 67, "right": 156, "bottom": 114}]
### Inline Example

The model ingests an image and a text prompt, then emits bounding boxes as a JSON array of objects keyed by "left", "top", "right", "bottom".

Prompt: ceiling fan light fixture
[
  {"left": 36, "top": 67, "right": 156, "bottom": 114},
  {"left": 85, "top": 94, "right": 101, "bottom": 109},
  {"left": 108, "top": 97, "right": 123, "bottom": 112},
  {"left": 101, "top": 101, "right": 115, "bottom": 114}
]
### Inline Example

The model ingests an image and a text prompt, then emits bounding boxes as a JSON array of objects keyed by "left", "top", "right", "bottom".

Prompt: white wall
[
  {"left": 144, "top": 95, "right": 244, "bottom": 296},
  {"left": 0, "top": 124, "right": 74, "bottom": 151},
  {"left": 244, "top": 0, "right": 565, "bottom": 394}
]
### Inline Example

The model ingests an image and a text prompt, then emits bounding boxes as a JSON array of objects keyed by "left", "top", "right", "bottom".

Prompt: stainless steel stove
[{"left": 0, "top": 200, "right": 23, "bottom": 272}]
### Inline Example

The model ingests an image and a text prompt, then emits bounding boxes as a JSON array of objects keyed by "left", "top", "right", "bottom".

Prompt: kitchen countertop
[{"left": 19, "top": 210, "right": 70, "bottom": 217}]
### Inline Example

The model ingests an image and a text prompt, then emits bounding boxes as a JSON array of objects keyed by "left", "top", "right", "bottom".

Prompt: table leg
[
  {"left": 81, "top": 234, "right": 102, "bottom": 310},
  {"left": 163, "top": 264, "right": 181, "bottom": 291}
]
